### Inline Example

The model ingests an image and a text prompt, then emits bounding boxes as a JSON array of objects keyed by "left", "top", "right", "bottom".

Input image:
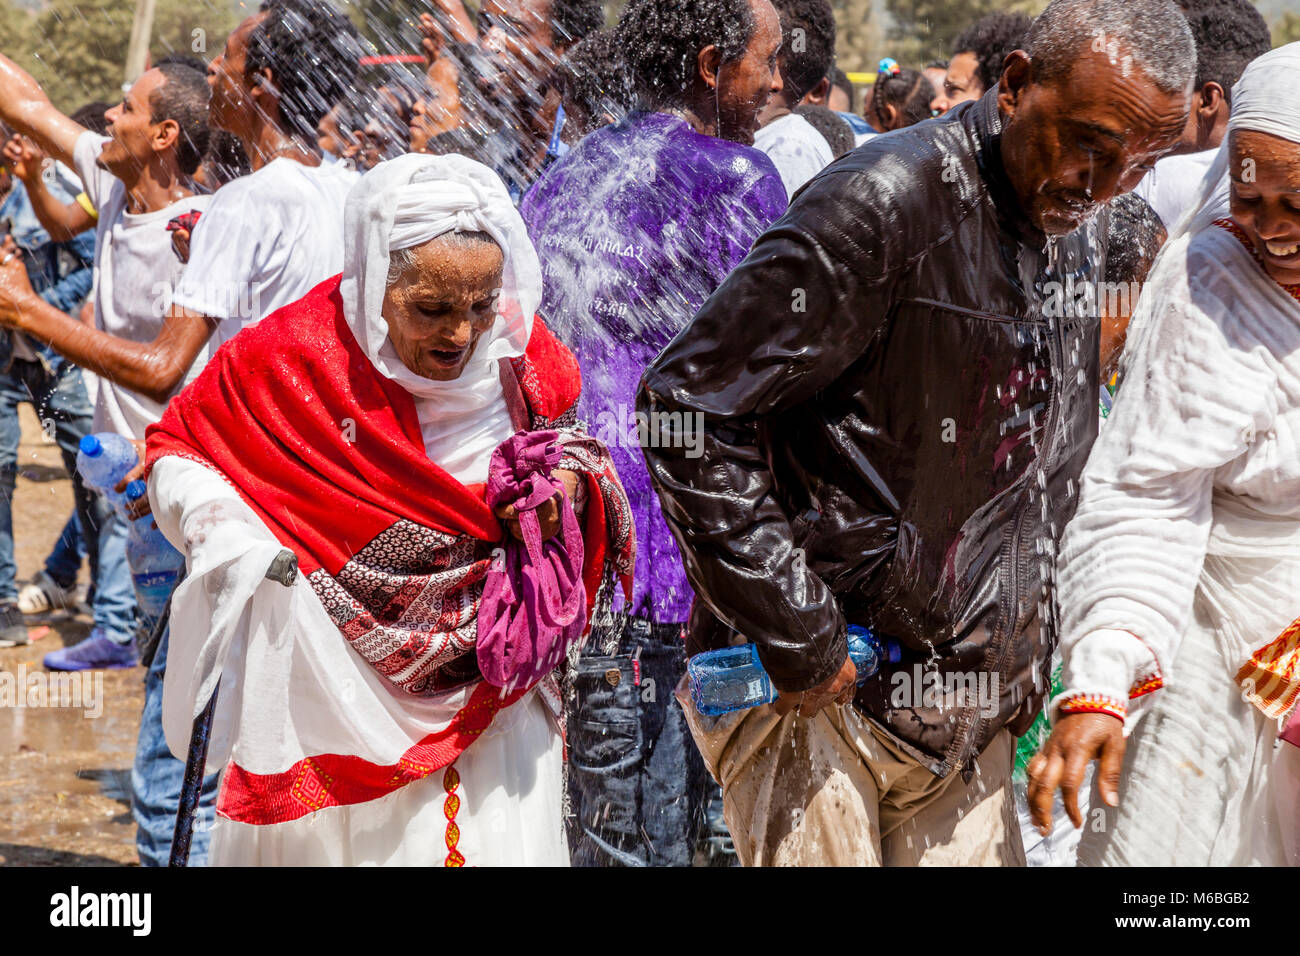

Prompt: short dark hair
[
  {"left": 424, "top": 126, "right": 494, "bottom": 164},
  {"left": 1175, "top": 0, "right": 1271, "bottom": 106},
  {"left": 249, "top": 0, "right": 365, "bottom": 143},
  {"left": 551, "top": 0, "right": 606, "bottom": 48},
  {"left": 200, "top": 130, "right": 250, "bottom": 189},
  {"left": 794, "top": 103, "right": 852, "bottom": 156},
  {"left": 557, "top": 30, "right": 636, "bottom": 132},
  {"left": 154, "top": 53, "right": 208, "bottom": 74},
  {"left": 1103, "top": 193, "right": 1166, "bottom": 286},
  {"left": 616, "top": 0, "right": 757, "bottom": 109},
  {"left": 149, "top": 62, "right": 212, "bottom": 175},
  {"left": 769, "top": 0, "right": 835, "bottom": 102},
  {"left": 872, "top": 66, "right": 932, "bottom": 129},
  {"left": 830, "top": 66, "right": 852, "bottom": 110},
  {"left": 952, "top": 12, "right": 1031, "bottom": 94},
  {"left": 71, "top": 102, "right": 112, "bottom": 136}
]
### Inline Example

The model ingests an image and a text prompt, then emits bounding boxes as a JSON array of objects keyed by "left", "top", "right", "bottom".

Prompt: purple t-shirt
[{"left": 521, "top": 111, "right": 787, "bottom": 624}]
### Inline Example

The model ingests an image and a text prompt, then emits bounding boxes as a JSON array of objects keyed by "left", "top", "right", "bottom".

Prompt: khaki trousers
[{"left": 677, "top": 679, "right": 1025, "bottom": 866}]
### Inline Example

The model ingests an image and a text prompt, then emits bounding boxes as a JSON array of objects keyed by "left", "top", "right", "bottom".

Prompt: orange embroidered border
[
  {"left": 1129, "top": 667, "right": 1164, "bottom": 699},
  {"left": 1058, "top": 693, "right": 1127, "bottom": 721},
  {"left": 443, "top": 765, "right": 465, "bottom": 867}
]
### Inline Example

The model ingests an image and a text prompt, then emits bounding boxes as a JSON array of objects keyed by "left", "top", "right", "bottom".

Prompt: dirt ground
[{"left": 0, "top": 405, "right": 141, "bottom": 866}]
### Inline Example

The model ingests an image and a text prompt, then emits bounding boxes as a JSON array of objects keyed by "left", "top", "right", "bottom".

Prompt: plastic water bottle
[
  {"left": 688, "top": 624, "right": 902, "bottom": 717},
  {"left": 76, "top": 433, "right": 138, "bottom": 509},
  {"left": 124, "top": 480, "right": 184, "bottom": 625}
]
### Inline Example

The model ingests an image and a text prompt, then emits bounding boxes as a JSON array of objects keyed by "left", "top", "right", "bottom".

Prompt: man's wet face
[
  {"left": 208, "top": 14, "right": 266, "bottom": 134},
  {"left": 478, "top": 0, "right": 560, "bottom": 117},
  {"left": 715, "top": 0, "right": 783, "bottom": 146},
  {"left": 1002, "top": 47, "right": 1190, "bottom": 236},
  {"left": 100, "top": 69, "right": 167, "bottom": 177}
]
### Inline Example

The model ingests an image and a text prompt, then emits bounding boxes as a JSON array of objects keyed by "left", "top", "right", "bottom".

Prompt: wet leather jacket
[{"left": 639, "top": 92, "right": 1104, "bottom": 777}]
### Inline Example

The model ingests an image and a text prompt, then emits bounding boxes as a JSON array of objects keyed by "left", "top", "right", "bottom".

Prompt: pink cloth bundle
[{"left": 477, "top": 430, "right": 586, "bottom": 691}]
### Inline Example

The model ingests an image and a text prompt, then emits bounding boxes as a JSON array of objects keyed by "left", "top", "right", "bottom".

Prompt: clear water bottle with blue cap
[
  {"left": 76, "top": 433, "right": 138, "bottom": 510},
  {"left": 688, "top": 624, "right": 902, "bottom": 717},
  {"left": 124, "top": 480, "right": 185, "bottom": 624}
]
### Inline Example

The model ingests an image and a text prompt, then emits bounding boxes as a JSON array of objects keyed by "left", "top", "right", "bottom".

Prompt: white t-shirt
[
  {"left": 753, "top": 112, "right": 835, "bottom": 199},
  {"left": 1132, "top": 148, "right": 1217, "bottom": 233},
  {"left": 73, "top": 132, "right": 212, "bottom": 440},
  {"left": 170, "top": 157, "right": 358, "bottom": 348}
]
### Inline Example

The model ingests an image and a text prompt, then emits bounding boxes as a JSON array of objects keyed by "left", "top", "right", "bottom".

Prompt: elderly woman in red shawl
[{"left": 144, "top": 154, "right": 633, "bottom": 866}]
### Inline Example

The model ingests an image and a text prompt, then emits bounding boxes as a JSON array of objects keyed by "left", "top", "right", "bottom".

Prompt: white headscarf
[
  {"left": 338, "top": 153, "right": 543, "bottom": 482},
  {"left": 1121, "top": 42, "right": 1300, "bottom": 377},
  {"left": 1161, "top": 42, "right": 1300, "bottom": 249}
]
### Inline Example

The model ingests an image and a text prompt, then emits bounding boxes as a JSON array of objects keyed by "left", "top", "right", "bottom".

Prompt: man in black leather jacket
[{"left": 638, "top": 0, "right": 1195, "bottom": 865}]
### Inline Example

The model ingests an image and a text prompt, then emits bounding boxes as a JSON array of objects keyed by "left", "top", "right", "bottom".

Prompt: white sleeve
[
  {"left": 71, "top": 131, "right": 116, "bottom": 211},
  {"left": 1055, "top": 242, "right": 1278, "bottom": 709},
  {"left": 1051, "top": 629, "right": 1159, "bottom": 729},
  {"left": 169, "top": 184, "right": 263, "bottom": 322},
  {"left": 150, "top": 455, "right": 292, "bottom": 766}
]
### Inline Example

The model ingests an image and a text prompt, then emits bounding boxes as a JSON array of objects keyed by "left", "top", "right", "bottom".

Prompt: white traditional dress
[{"left": 1053, "top": 44, "right": 1300, "bottom": 866}]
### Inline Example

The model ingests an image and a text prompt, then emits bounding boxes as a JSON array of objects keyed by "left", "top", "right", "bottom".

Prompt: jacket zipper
[{"left": 956, "top": 312, "right": 1066, "bottom": 773}]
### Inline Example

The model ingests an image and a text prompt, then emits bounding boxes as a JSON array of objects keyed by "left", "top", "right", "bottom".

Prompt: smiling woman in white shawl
[
  {"left": 1027, "top": 43, "right": 1300, "bottom": 866},
  {"left": 143, "top": 154, "right": 633, "bottom": 866}
]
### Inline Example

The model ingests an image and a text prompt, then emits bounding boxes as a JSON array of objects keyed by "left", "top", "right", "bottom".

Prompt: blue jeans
[
  {"left": 44, "top": 512, "right": 85, "bottom": 587},
  {"left": 0, "top": 359, "right": 136, "bottom": 644},
  {"left": 131, "top": 625, "right": 220, "bottom": 866},
  {"left": 566, "top": 614, "right": 716, "bottom": 866}
]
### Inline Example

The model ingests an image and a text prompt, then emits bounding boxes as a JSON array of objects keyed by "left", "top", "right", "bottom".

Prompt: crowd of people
[{"left": 0, "top": 0, "right": 1296, "bottom": 867}]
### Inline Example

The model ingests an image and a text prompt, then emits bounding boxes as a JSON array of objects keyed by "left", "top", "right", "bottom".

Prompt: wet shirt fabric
[
  {"left": 73, "top": 132, "right": 211, "bottom": 439},
  {"left": 753, "top": 112, "right": 835, "bottom": 199},
  {"left": 170, "top": 157, "right": 358, "bottom": 348},
  {"left": 1131, "top": 148, "right": 1215, "bottom": 233},
  {"left": 640, "top": 92, "right": 1105, "bottom": 776},
  {"left": 520, "top": 111, "right": 787, "bottom": 624}
]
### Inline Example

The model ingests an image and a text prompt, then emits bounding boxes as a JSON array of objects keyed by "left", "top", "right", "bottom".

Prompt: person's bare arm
[
  {"left": 421, "top": 0, "right": 476, "bottom": 48},
  {"left": 1099, "top": 312, "right": 1130, "bottom": 381},
  {"left": 22, "top": 181, "right": 93, "bottom": 242},
  {"left": 3, "top": 137, "right": 95, "bottom": 242},
  {"left": 0, "top": 238, "right": 211, "bottom": 405},
  {"left": 418, "top": 9, "right": 468, "bottom": 133},
  {"left": 0, "top": 54, "right": 85, "bottom": 168}
]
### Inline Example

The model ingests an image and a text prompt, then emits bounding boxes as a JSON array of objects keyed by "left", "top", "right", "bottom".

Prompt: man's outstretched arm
[
  {"left": 0, "top": 240, "right": 211, "bottom": 404},
  {"left": 3, "top": 136, "right": 96, "bottom": 242},
  {"left": 0, "top": 55, "right": 85, "bottom": 169}
]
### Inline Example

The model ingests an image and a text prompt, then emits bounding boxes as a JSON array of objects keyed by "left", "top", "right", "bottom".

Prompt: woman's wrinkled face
[
  {"left": 1230, "top": 129, "right": 1300, "bottom": 287},
  {"left": 381, "top": 235, "right": 504, "bottom": 382}
]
